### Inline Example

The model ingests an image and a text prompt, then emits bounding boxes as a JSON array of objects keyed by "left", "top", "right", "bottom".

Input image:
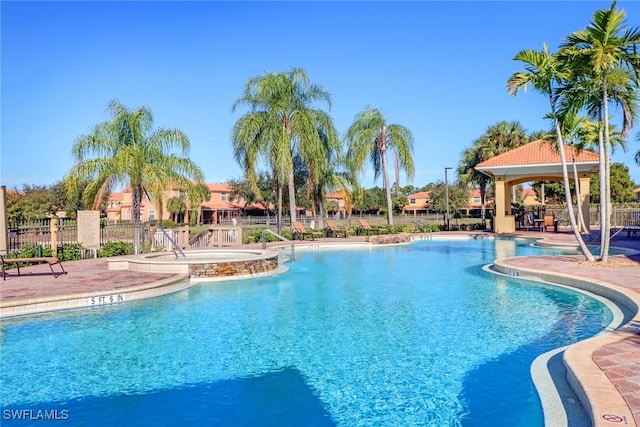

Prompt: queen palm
[
  {"left": 345, "top": 107, "right": 415, "bottom": 226},
  {"left": 507, "top": 44, "right": 596, "bottom": 261},
  {"left": 232, "top": 68, "right": 340, "bottom": 234},
  {"left": 559, "top": 2, "right": 640, "bottom": 260},
  {"left": 65, "top": 101, "right": 205, "bottom": 220},
  {"left": 65, "top": 100, "right": 205, "bottom": 252}
]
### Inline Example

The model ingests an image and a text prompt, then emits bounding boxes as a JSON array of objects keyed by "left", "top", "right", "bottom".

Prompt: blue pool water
[{"left": 0, "top": 239, "right": 613, "bottom": 426}]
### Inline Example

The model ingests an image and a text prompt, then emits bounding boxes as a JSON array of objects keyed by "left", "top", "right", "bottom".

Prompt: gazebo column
[
  {"left": 579, "top": 174, "right": 591, "bottom": 233},
  {"left": 493, "top": 177, "right": 515, "bottom": 234}
]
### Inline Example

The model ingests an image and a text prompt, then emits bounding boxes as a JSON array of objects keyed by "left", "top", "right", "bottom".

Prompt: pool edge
[{"left": 492, "top": 258, "right": 640, "bottom": 427}]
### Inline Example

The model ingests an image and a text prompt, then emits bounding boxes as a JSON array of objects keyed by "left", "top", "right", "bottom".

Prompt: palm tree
[
  {"left": 65, "top": 100, "right": 205, "bottom": 252},
  {"left": 232, "top": 68, "right": 340, "bottom": 234},
  {"left": 167, "top": 196, "right": 186, "bottom": 223},
  {"left": 345, "top": 107, "right": 415, "bottom": 226},
  {"left": 507, "top": 44, "right": 596, "bottom": 261},
  {"left": 186, "top": 182, "right": 211, "bottom": 225},
  {"left": 458, "top": 121, "right": 528, "bottom": 228},
  {"left": 304, "top": 130, "right": 354, "bottom": 230},
  {"left": 559, "top": 2, "right": 640, "bottom": 260}
]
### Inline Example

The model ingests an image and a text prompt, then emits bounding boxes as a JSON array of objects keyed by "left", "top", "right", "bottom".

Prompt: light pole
[{"left": 444, "top": 167, "right": 452, "bottom": 231}]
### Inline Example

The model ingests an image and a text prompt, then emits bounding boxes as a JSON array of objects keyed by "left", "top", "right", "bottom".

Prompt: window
[
  {"left": 410, "top": 198, "right": 416, "bottom": 204},
  {"left": 220, "top": 193, "right": 228, "bottom": 202},
  {"left": 125, "top": 210, "right": 131, "bottom": 220},
  {"left": 473, "top": 197, "right": 481, "bottom": 203},
  {"left": 149, "top": 210, "right": 155, "bottom": 220}
]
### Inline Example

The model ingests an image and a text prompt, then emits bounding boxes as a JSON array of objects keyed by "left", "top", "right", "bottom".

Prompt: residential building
[
  {"left": 105, "top": 183, "right": 246, "bottom": 224},
  {"left": 403, "top": 191, "right": 431, "bottom": 216}
]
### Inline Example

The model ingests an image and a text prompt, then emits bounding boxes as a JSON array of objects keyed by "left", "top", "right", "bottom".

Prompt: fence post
[
  {"left": 0, "top": 186, "right": 7, "bottom": 256},
  {"left": 50, "top": 217, "right": 58, "bottom": 258}
]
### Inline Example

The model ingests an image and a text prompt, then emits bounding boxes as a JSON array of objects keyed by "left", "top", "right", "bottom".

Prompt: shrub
[
  {"left": 57, "top": 243, "right": 82, "bottom": 261},
  {"left": 160, "top": 219, "right": 180, "bottom": 229},
  {"left": 242, "top": 229, "right": 294, "bottom": 244},
  {"left": 98, "top": 241, "right": 133, "bottom": 257}
]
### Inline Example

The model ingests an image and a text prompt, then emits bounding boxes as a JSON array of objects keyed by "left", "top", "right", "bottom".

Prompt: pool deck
[{"left": 0, "top": 229, "right": 638, "bottom": 426}]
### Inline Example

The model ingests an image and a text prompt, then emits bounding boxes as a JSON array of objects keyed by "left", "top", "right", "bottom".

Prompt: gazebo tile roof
[{"left": 476, "top": 140, "right": 599, "bottom": 168}]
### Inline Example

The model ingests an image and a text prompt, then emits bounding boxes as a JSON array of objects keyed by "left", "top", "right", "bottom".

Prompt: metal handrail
[
  {"left": 156, "top": 223, "right": 186, "bottom": 259},
  {"left": 261, "top": 229, "right": 295, "bottom": 262}
]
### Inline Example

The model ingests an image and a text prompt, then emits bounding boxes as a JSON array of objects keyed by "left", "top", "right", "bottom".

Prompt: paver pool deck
[{"left": 1, "top": 229, "right": 638, "bottom": 426}]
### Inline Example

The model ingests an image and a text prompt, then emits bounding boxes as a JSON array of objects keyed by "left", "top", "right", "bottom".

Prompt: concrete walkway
[{"left": 1, "top": 229, "right": 638, "bottom": 426}]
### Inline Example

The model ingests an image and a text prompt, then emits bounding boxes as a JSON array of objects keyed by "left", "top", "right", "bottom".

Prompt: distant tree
[
  {"left": 531, "top": 181, "right": 566, "bottom": 205},
  {"left": 590, "top": 163, "right": 636, "bottom": 203},
  {"left": 167, "top": 196, "right": 187, "bottom": 223},
  {"left": 399, "top": 184, "right": 418, "bottom": 196},
  {"left": 357, "top": 187, "right": 386, "bottom": 214},
  {"left": 428, "top": 181, "right": 469, "bottom": 225},
  {"left": 186, "top": 182, "right": 211, "bottom": 225},
  {"left": 458, "top": 121, "right": 529, "bottom": 227},
  {"left": 392, "top": 194, "right": 409, "bottom": 214},
  {"left": 5, "top": 185, "right": 60, "bottom": 221},
  {"left": 229, "top": 173, "right": 276, "bottom": 216}
]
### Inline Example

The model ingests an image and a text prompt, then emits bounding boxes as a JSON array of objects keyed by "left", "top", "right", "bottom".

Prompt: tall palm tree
[
  {"left": 559, "top": 1, "right": 640, "bottom": 260},
  {"left": 507, "top": 44, "right": 596, "bottom": 261},
  {"left": 232, "top": 68, "right": 340, "bottom": 234},
  {"left": 65, "top": 100, "right": 205, "bottom": 252},
  {"left": 345, "top": 107, "right": 415, "bottom": 226}
]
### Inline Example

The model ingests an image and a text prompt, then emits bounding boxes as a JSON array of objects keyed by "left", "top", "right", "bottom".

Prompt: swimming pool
[{"left": 0, "top": 238, "right": 613, "bottom": 426}]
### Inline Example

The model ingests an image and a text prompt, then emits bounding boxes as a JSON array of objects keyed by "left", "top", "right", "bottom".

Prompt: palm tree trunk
[
  {"left": 381, "top": 151, "right": 394, "bottom": 226},
  {"left": 601, "top": 85, "right": 612, "bottom": 261},
  {"left": 317, "top": 194, "right": 325, "bottom": 230},
  {"left": 132, "top": 185, "right": 142, "bottom": 255},
  {"left": 572, "top": 155, "right": 588, "bottom": 235},
  {"left": 551, "top": 97, "right": 595, "bottom": 261},
  {"left": 287, "top": 168, "right": 297, "bottom": 226},
  {"left": 394, "top": 147, "right": 400, "bottom": 195},
  {"left": 276, "top": 179, "right": 283, "bottom": 235}
]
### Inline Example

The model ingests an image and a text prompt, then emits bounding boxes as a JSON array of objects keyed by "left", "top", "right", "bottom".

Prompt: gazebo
[{"left": 475, "top": 140, "right": 600, "bottom": 234}]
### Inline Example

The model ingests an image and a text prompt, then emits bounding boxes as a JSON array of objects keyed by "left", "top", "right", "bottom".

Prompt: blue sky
[{"left": 2, "top": 0, "right": 639, "bottom": 191}]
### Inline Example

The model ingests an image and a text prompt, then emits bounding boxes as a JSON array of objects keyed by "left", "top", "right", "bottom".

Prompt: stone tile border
[
  {"left": 493, "top": 259, "right": 640, "bottom": 427},
  {"left": 0, "top": 274, "right": 190, "bottom": 318}
]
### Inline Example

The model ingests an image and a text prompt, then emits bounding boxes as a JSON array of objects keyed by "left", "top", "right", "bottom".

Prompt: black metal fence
[
  {"left": 6, "top": 206, "right": 639, "bottom": 255},
  {"left": 6, "top": 219, "right": 153, "bottom": 256}
]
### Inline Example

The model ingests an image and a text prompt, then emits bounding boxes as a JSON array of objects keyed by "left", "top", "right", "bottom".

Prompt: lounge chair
[
  {"left": 357, "top": 219, "right": 387, "bottom": 236},
  {"left": 325, "top": 220, "right": 347, "bottom": 238},
  {"left": 292, "top": 221, "right": 322, "bottom": 240},
  {"left": 543, "top": 215, "right": 556, "bottom": 232},
  {"left": 1, "top": 256, "right": 67, "bottom": 280}
]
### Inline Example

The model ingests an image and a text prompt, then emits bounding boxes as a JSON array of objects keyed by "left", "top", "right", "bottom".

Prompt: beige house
[
  {"left": 403, "top": 191, "right": 431, "bottom": 215},
  {"left": 105, "top": 183, "right": 246, "bottom": 224}
]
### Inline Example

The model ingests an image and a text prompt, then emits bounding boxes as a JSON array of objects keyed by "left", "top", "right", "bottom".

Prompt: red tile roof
[
  {"left": 476, "top": 140, "right": 599, "bottom": 168},
  {"left": 406, "top": 191, "right": 430, "bottom": 199}
]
